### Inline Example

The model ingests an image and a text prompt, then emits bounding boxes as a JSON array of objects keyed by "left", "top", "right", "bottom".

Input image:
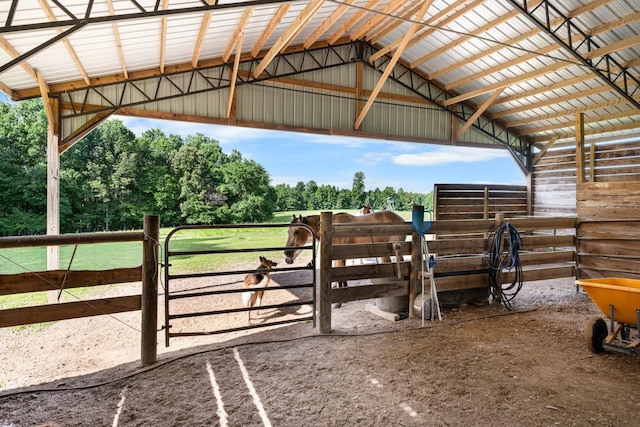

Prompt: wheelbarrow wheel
[{"left": 585, "top": 317, "right": 608, "bottom": 353}]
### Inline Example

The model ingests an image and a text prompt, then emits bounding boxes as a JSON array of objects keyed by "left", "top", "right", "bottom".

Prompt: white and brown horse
[
  {"left": 358, "top": 204, "right": 374, "bottom": 215},
  {"left": 284, "top": 210, "right": 406, "bottom": 288}
]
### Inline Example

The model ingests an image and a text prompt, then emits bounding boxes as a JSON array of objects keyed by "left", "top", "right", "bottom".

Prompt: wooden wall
[
  {"left": 434, "top": 183, "right": 529, "bottom": 221},
  {"left": 577, "top": 182, "right": 640, "bottom": 280},
  {"left": 530, "top": 146, "right": 577, "bottom": 217},
  {"left": 571, "top": 138, "right": 640, "bottom": 279}
]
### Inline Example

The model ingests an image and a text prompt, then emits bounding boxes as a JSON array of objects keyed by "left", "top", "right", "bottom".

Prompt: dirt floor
[{"left": 1, "top": 268, "right": 640, "bottom": 426}]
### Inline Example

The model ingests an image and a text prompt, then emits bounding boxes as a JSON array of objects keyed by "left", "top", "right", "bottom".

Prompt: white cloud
[{"left": 393, "top": 146, "right": 511, "bottom": 166}]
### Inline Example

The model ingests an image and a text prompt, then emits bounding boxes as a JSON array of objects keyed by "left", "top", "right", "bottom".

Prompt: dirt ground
[{"left": 1, "top": 268, "right": 640, "bottom": 426}]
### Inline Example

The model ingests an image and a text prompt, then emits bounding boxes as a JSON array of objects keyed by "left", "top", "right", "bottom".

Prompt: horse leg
[
  {"left": 336, "top": 259, "right": 348, "bottom": 288},
  {"left": 332, "top": 259, "right": 347, "bottom": 309}
]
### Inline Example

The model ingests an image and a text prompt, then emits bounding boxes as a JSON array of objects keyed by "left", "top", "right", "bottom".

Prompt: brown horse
[{"left": 284, "top": 211, "right": 406, "bottom": 287}]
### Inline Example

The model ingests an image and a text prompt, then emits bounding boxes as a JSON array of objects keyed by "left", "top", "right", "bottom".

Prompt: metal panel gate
[{"left": 163, "top": 223, "right": 316, "bottom": 346}]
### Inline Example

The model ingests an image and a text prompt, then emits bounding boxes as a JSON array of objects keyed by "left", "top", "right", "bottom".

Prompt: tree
[
  {"left": 218, "top": 157, "right": 274, "bottom": 223},
  {"left": 0, "top": 99, "right": 48, "bottom": 235},
  {"left": 351, "top": 171, "right": 366, "bottom": 209},
  {"left": 172, "top": 143, "right": 218, "bottom": 224},
  {"left": 81, "top": 120, "right": 138, "bottom": 230}
]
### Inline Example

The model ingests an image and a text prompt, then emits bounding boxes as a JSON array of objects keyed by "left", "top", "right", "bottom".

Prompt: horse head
[
  {"left": 284, "top": 214, "right": 315, "bottom": 264},
  {"left": 359, "top": 204, "right": 374, "bottom": 215}
]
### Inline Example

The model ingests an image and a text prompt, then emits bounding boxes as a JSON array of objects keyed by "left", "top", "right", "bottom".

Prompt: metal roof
[{"left": 1, "top": 0, "right": 639, "bottom": 156}]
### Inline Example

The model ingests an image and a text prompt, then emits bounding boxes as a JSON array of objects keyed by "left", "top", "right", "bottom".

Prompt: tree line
[{"left": 0, "top": 99, "right": 432, "bottom": 236}]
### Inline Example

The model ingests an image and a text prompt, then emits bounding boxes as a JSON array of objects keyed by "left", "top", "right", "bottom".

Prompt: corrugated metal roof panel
[{"left": 1, "top": 0, "right": 639, "bottom": 148}]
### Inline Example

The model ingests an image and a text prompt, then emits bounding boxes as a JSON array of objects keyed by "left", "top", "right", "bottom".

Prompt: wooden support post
[
  {"left": 526, "top": 172, "right": 533, "bottom": 216},
  {"left": 576, "top": 112, "right": 585, "bottom": 184},
  {"left": 141, "top": 214, "right": 160, "bottom": 366},
  {"left": 318, "top": 211, "right": 333, "bottom": 333},
  {"left": 493, "top": 213, "right": 503, "bottom": 305},
  {"left": 409, "top": 230, "right": 421, "bottom": 319},
  {"left": 46, "top": 123, "right": 60, "bottom": 303},
  {"left": 483, "top": 186, "right": 489, "bottom": 220}
]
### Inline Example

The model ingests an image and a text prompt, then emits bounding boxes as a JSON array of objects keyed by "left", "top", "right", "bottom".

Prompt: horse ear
[{"left": 298, "top": 215, "right": 302, "bottom": 221}]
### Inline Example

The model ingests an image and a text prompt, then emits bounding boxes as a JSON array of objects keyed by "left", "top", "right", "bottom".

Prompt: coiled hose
[{"left": 483, "top": 222, "right": 524, "bottom": 310}]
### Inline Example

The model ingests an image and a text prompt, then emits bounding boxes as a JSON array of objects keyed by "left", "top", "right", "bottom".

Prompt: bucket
[
  {"left": 372, "top": 277, "right": 409, "bottom": 314},
  {"left": 375, "top": 295, "right": 409, "bottom": 313},
  {"left": 413, "top": 292, "right": 433, "bottom": 320}
]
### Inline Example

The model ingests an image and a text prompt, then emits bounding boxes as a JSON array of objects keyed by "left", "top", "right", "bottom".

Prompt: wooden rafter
[
  {"left": 160, "top": 0, "right": 169, "bottom": 73},
  {"left": 529, "top": 118, "right": 640, "bottom": 143},
  {"left": 59, "top": 112, "right": 114, "bottom": 153},
  {"left": 582, "top": 34, "right": 640, "bottom": 60},
  {"left": 532, "top": 136, "right": 558, "bottom": 165},
  {"left": 37, "top": 0, "right": 90, "bottom": 85},
  {"left": 227, "top": 32, "right": 243, "bottom": 118},
  {"left": 368, "top": 0, "right": 423, "bottom": 45},
  {"left": 223, "top": 8, "right": 253, "bottom": 63},
  {"left": 369, "top": 0, "right": 476, "bottom": 63},
  {"left": 425, "top": 0, "right": 614, "bottom": 81},
  {"left": 304, "top": 0, "right": 355, "bottom": 48},
  {"left": 0, "top": 36, "right": 38, "bottom": 81},
  {"left": 493, "top": 74, "right": 594, "bottom": 106},
  {"left": 328, "top": 0, "right": 382, "bottom": 45},
  {"left": 36, "top": 71, "right": 55, "bottom": 129},
  {"left": 442, "top": 62, "right": 572, "bottom": 106},
  {"left": 455, "top": 88, "right": 504, "bottom": 138},
  {"left": 350, "top": 0, "right": 407, "bottom": 41},
  {"left": 192, "top": 0, "right": 216, "bottom": 68},
  {"left": 410, "top": 9, "right": 519, "bottom": 67},
  {"left": 107, "top": 0, "right": 128, "bottom": 79},
  {"left": 445, "top": 42, "right": 559, "bottom": 91},
  {"left": 517, "top": 108, "right": 639, "bottom": 135},
  {"left": 355, "top": 0, "right": 433, "bottom": 129},
  {"left": 252, "top": 0, "right": 324, "bottom": 78},
  {"left": 494, "top": 85, "right": 613, "bottom": 120},
  {"left": 428, "top": 27, "right": 539, "bottom": 80},
  {"left": 252, "top": 4, "right": 291, "bottom": 57}
]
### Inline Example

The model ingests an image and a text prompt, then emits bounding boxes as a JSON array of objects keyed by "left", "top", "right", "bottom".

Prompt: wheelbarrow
[{"left": 576, "top": 277, "right": 640, "bottom": 355}]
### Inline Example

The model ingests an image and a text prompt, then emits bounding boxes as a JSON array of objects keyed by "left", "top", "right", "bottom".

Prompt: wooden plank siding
[
  {"left": 434, "top": 184, "right": 529, "bottom": 222},
  {"left": 320, "top": 215, "right": 576, "bottom": 315},
  {"left": 531, "top": 146, "right": 578, "bottom": 217},
  {"left": 577, "top": 181, "right": 640, "bottom": 280}
]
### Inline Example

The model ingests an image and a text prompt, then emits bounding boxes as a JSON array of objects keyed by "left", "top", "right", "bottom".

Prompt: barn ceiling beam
[
  {"left": 355, "top": 0, "right": 433, "bottom": 129},
  {"left": 0, "top": 0, "right": 289, "bottom": 34},
  {"left": 49, "top": 41, "right": 528, "bottom": 164},
  {"left": 159, "top": 0, "right": 169, "bottom": 73},
  {"left": 507, "top": 0, "right": 640, "bottom": 111}
]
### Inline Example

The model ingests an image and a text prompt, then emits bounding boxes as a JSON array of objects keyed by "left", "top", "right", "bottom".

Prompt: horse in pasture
[{"left": 284, "top": 211, "right": 406, "bottom": 294}]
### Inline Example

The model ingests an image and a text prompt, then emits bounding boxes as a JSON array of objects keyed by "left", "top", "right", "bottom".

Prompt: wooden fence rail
[
  {"left": 317, "top": 211, "right": 576, "bottom": 333},
  {"left": 0, "top": 215, "right": 159, "bottom": 365}
]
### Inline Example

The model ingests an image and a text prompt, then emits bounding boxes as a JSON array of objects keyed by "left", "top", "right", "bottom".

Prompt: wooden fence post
[
  {"left": 410, "top": 230, "right": 421, "bottom": 318},
  {"left": 141, "top": 214, "right": 160, "bottom": 366},
  {"left": 318, "top": 211, "right": 333, "bottom": 333},
  {"left": 493, "top": 213, "right": 504, "bottom": 305}
]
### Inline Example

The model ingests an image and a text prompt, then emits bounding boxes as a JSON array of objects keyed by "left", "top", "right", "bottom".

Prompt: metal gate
[{"left": 163, "top": 223, "right": 316, "bottom": 346}]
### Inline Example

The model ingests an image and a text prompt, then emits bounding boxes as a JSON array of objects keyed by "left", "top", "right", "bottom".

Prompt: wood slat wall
[
  {"left": 531, "top": 146, "right": 577, "bottom": 217},
  {"left": 323, "top": 216, "right": 575, "bottom": 303},
  {"left": 434, "top": 184, "right": 529, "bottom": 221},
  {"left": 532, "top": 139, "right": 640, "bottom": 217},
  {"left": 577, "top": 181, "right": 640, "bottom": 280}
]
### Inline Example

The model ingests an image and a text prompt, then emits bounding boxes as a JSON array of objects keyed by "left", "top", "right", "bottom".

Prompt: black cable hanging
[{"left": 483, "top": 222, "right": 524, "bottom": 310}]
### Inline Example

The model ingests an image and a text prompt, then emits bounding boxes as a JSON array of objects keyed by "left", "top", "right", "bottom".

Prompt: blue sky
[{"left": 116, "top": 115, "right": 526, "bottom": 194}]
